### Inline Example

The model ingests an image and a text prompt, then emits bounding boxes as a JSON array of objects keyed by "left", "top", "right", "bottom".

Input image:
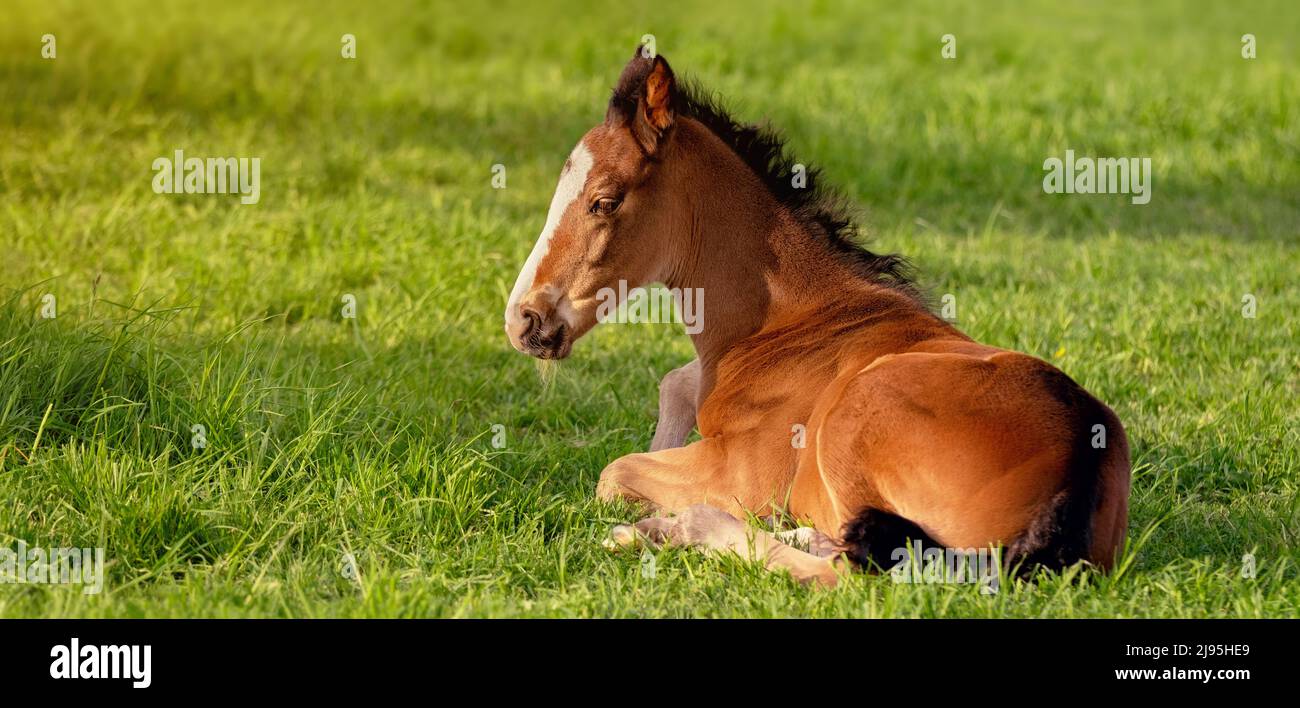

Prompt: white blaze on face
[{"left": 505, "top": 141, "right": 594, "bottom": 327}]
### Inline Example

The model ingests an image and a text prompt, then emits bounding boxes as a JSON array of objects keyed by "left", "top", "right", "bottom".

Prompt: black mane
[{"left": 609, "top": 55, "right": 917, "bottom": 295}]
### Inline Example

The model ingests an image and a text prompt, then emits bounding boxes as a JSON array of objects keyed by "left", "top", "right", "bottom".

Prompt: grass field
[{"left": 1, "top": 0, "right": 1297, "bottom": 618}]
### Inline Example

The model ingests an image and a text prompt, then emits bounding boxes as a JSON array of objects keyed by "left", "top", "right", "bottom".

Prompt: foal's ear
[
  {"left": 641, "top": 56, "right": 676, "bottom": 131},
  {"left": 607, "top": 47, "right": 677, "bottom": 155}
]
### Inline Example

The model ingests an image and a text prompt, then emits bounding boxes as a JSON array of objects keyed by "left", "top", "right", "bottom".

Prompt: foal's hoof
[{"left": 604, "top": 523, "right": 639, "bottom": 550}]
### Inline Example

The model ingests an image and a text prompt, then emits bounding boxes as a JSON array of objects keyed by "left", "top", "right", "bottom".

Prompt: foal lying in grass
[{"left": 504, "top": 47, "right": 1131, "bottom": 586}]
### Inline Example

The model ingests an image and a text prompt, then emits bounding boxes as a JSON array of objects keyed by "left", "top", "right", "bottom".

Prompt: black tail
[{"left": 839, "top": 508, "right": 941, "bottom": 573}]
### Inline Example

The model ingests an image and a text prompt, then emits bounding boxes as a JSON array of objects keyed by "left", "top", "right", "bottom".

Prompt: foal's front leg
[
  {"left": 607, "top": 505, "right": 843, "bottom": 586},
  {"left": 649, "top": 359, "right": 700, "bottom": 452},
  {"left": 597, "top": 438, "right": 731, "bottom": 516},
  {"left": 598, "top": 434, "right": 784, "bottom": 520}
]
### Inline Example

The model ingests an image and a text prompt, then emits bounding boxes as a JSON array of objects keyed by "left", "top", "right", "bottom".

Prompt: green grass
[{"left": 1, "top": 0, "right": 1297, "bottom": 617}]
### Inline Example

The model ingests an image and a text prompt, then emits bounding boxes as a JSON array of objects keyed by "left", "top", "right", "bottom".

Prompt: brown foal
[{"left": 504, "top": 47, "right": 1131, "bottom": 586}]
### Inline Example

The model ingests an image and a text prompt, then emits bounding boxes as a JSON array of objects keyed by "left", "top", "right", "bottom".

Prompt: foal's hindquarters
[{"left": 787, "top": 339, "right": 1131, "bottom": 576}]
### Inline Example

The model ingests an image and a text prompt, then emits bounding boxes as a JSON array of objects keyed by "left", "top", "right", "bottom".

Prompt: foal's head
[{"left": 505, "top": 47, "right": 686, "bottom": 359}]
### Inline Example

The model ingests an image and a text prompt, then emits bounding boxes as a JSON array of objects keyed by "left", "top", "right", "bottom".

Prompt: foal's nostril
[{"left": 519, "top": 308, "right": 542, "bottom": 339}]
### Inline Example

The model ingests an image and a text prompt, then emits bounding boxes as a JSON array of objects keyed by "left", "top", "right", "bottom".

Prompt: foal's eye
[{"left": 590, "top": 197, "right": 622, "bottom": 216}]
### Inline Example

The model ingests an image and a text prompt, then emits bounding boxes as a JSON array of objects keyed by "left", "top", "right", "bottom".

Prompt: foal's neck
[{"left": 661, "top": 119, "right": 904, "bottom": 395}]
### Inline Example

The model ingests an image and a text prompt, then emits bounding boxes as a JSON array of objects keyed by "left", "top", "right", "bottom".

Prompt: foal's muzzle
[{"left": 507, "top": 304, "right": 573, "bottom": 360}]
